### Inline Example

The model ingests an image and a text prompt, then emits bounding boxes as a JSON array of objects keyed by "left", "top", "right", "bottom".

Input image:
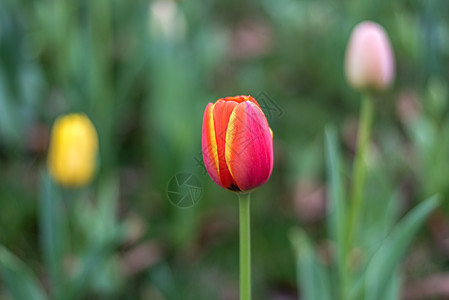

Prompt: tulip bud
[
  {"left": 345, "top": 21, "right": 395, "bottom": 92},
  {"left": 202, "top": 95, "right": 273, "bottom": 192},
  {"left": 47, "top": 113, "right": 99, "bottom": 188}
]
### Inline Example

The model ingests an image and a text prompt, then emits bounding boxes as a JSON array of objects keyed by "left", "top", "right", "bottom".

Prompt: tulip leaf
[
  {"left": 0, "top": 65, "right": 24, "bottom": 149},
  {"left": 349, "top": 195, "right": 439, "bottom": 300},
  {"left": 0, "top": 245, "right": 47, "bottom": 300},
  {"left": 382, "top": 268, "right": 401, "bottom": 300},
  {"left": 39, "top": 170, "right": 66, "bottom": 298},
  {"left": 324, "top": 128, "right": 346, "bottom": 282},
  {"left": 290, "top": 228, "right": 332, "bottom": 300},
  {"left": 96, "top": 174, "right": 120, "bottom": 241},
  {"left": 68, "top": 175, "right": 122, "bottom": 298},
  {"left": 67, "top": 237, "right": 119, "bottom": 300},
  {"left": 148, "top": 261, "right": 181, "bottom": 300}
]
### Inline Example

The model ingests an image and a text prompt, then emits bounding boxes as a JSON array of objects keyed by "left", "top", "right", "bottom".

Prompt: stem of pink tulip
[
  {"left": 239, "top": 192, "right": 251, "bottom": 300},
  {"left": 344, "top": 93, "right": 374, "bottom": 294}
]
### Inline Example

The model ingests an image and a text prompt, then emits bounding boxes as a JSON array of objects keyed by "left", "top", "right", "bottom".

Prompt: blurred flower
[
  {"left": 341, "top": 117, "right": 359, "bottom": 153},
  {"left": 229, "top": 20, "right": 272, "bottom": 59},
  {"left": 149, "top": 0, "right": 186, "bottom": 41},
  {"left": 396, "top": 90, "right": 421, "bottom": 124},
  {"left": 202, "top": 95, "right": 273, "bottom": 192},
  {"left": 122, "top": 213, "right": 147, "bottom": 246},
  {"left": 47, "top": 113, "right": 99, "bottom": 188},
  {"left": 26, "top": 122, "right": 49, "bottom": 156},
  {"left": 293, "top": 179, "right": 326, "bottom": 224},
  {"left": 121, "top": 241, "right": 162, "bottom": 276},
  {"left": 345, "top": 21, "right": 395, "bottom": 92}
]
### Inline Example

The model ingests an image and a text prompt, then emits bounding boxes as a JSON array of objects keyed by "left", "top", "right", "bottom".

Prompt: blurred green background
[{"left": 1, "top": 0, "right": 449, "bottom": 299}]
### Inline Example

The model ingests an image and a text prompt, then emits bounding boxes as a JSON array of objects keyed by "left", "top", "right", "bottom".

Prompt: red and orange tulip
[{"left": 202, "top": 95, "right": 273, "bottom": 192}]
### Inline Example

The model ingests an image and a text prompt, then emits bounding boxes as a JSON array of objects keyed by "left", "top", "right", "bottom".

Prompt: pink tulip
[
  {"left": 202, "top": 95, "right": 273, "bottom": 192},
  {"left": 345, "top": 21, "right": 395, "bottom": 92}
]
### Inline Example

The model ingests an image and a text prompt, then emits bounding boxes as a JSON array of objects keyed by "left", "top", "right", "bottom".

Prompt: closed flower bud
[
  {"left": 345, "top": 21, "right": 395, "bottom": 92},
  {"left": 202, "top": 95, "right": 273, "bottom": 192},
  {"left": 47, "top": 113, "right": 99, "bottom": 188}
]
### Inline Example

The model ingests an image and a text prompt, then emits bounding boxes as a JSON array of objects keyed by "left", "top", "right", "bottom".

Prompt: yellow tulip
[{"left": 47, "top": 113, "right": 99, "bottom": 187}]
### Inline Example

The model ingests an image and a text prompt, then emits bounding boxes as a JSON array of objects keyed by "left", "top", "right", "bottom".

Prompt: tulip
[
  {"left": 149, "top": 0, "right": 186, "bottom": 41},
  {"left": 345, "top": 21, "right": 395, "bottom": 92},
  {"left": 202, "top": 95, "right": 273, "bottom": 300},
  {"left": 343, "top": 22, "right": 395, "bottom": 280},
  {"left": 47, "top": 113, "right": 99, "bottom": 188},
  {"left": 202, "top": 95, "right": 273, "bottom": 192}
]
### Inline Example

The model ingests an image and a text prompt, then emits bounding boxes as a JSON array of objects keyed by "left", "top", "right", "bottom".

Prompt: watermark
[
  {"left": 255, "top": 91, "right": 284, "bottom": 120},
  {"left": 193, "top": 150, "right": 208, "bottom": 176},
  {"left": 166, "top": 172, "right": 202, "bottom": 208}
]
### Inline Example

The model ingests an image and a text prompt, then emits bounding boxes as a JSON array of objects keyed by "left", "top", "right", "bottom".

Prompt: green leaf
[
  {"left": 324, "top": 128, "right": 346, "bottom": 281},
  {"left": 382, "top": 268, "right": 401, "bottom": 300},
  {"left": 360, "top": 188, "right": 399, "bottom": 257},
  {"left": 407, "top": 116, "right": 436, "bottom": 161},
  {"left": 0, "top": 68, "right": 21, "bottom": 147},
  {"left": 148, "top": 261, "right": 180, "bottom": 300},
  {"left": 67, "top": 237, "right": 119, "bottom": 300},
  {"left": 68, "top": 175, "right": 122, "bottom": 298},
  {"left": 352, "top": 195, "right": 439, "bottom": 300},
  {"left": 290, "top": 228, "right": 332, "bottom": 300},
  {"left": 0, "top": 245, "right": 47, "bottom": 300},
  {"left": 39, "top": 170, "right": 66, "bottom": 298},
  {"left": 94, "top": 174, "right": 120, "bottom": 241}
]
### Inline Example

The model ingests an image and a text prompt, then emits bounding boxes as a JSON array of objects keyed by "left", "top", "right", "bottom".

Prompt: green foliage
[
  {"left": 324, "top": 128, "right": 346, "bottom": 292},
  {"left": 0, "top": 0, "right": 449, "bottom": 298},
  {"left": 290, "top": 130, "right": 439, "bottom": 300},
  {"left": 0, "top": 246, "right": 47, "bottom": 300},
  {"left": 363, "top": 196, "right": 439, "bottom": 300}
]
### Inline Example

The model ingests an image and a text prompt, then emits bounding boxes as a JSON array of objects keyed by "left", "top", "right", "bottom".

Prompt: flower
[
  {"left": 47, "top": 113, "right": 99, "bottom": 187},
  {"left": 202, "top": 95, "right": 273, "bottom": 192},
  {"left": 149, "top": 0, "right": 186, "bottom": 41},
  {"left": 345, "top": 21, "right": 395, "bottom": 92}
]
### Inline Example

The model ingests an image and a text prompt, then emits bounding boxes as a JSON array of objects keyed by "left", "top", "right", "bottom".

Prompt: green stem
[
  {"left": 344, "top": 93, "right": 374, "bottom": 296},
  {"left": 239, "top": 193, "right": 251, "bottom": 300}
]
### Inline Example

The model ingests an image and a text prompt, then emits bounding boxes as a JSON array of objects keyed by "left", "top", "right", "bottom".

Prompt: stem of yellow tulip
[
  {"left": 344, "top": 93, "right": 374, "bottom": 296},
  {"left": 239, "top": 192, "right": 251, "bottom": 300}
]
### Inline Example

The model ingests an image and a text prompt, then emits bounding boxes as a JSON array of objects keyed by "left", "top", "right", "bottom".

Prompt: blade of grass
[
  {"left": 324, "top": 127, "right": 346, "bottom": 298},
  {"left": 349, "top": 195, "right": 439, "bottom": 300},
  {"left": 290, "top": 228, "right": 332, "bottom": 300},
  {"left": 39, "top": 170, "right": 65, "bottom": 299},
  {"left": 383, "top": 268, "right": 401, "bottom": 300},
  {"left": 67, "top": 236, "right": 119, "bottom": 300},
  {"left": 148, "top": 261, "right": 180, "bottom": 300},
  {"left": 0, "top": 245, "right": 47, "bottom": 300},
  {"left": 365, "top": 195, "right": 439, "bottom": 300}
]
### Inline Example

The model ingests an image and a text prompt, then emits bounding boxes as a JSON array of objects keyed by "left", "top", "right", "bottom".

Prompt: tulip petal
[
  {"left": 222, "top": 95, "right": 260, "bottom": 108},
  {"left": 212, "top": 100, "right": 240, "bottom": 189},
  {"left": 225, "top": 101, "right": 273, "bottom": 191},
  {"left": 202, "top": 103, "right": 222, "bottom": 187}
]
